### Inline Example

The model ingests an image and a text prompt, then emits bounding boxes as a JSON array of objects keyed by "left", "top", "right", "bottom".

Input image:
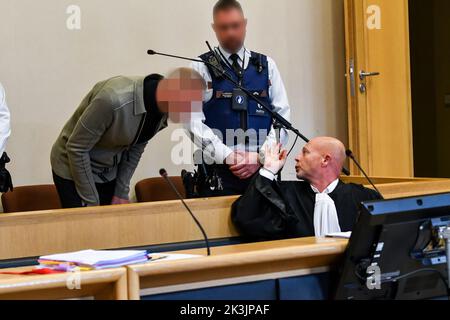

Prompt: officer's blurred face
[{"left": 212, "top": 8, "right": 247, "bottom": 53}]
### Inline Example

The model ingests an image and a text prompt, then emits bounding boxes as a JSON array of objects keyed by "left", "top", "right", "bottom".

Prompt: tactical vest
[{"left": 199, "top": 50, "right": 273, "bottom": 148}]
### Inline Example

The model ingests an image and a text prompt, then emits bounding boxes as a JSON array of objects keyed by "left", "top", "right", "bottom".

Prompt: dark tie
[{"left": 230, "top": 53, "right": 242, "bottom": 77}]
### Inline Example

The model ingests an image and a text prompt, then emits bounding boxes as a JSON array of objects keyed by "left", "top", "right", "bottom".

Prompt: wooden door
[{"left": 344, "top": 0, "right": 414, "bottom": 177}]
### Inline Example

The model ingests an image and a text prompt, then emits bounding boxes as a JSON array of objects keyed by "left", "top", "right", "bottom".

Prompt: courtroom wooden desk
[
  {"left": 0, "top": 266, "right": 127, "bottom": 300},
  {"left": 1, "top": 177, "right": 449, "bottom": 264},
  {"left": 0, "top": 196, "right": 239, "bottom": 261},
  {"left": 127, "top": 237, "right": 349, "bottom": 300},
  {"left": 376, "top": 180, "right": 450, "bottom": 198},
  {"left": 340, "top": 175, "right": 446, "bottom": 185}
]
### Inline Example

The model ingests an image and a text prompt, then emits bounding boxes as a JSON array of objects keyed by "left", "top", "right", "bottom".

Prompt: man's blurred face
[
  {"left": 294, "top": 142, "right": 324, "bottom": 181},
  {"left": 212, "top": 8, "right": 247, "bottom": 53},
  {"left": 156, "top": 70, "right": 205, "bottom": 123}
]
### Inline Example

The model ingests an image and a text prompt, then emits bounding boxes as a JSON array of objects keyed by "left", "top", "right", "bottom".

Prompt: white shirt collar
[
  {"left": 310, "top": 179, "right": 340, "bottom": 194},
  {"left": 218, "top": 45, "right": 248, "bottom": 63}
]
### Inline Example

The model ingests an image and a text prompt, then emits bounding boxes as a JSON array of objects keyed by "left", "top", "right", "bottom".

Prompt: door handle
[
  {"left": 359, "top": 70, "right": 380, "bottom": 80},
  {"left": 348, "top": 59, "right": 356, "bottom": 97}
]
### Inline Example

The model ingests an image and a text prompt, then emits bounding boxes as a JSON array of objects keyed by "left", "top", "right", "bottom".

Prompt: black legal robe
[{"left": 231, "top": 174, "right": 381, "bottom": 240}]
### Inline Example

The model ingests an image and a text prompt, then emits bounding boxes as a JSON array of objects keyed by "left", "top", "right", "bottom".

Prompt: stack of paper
[
  {"left": 38, "top": 249, "right": 149, "bottom": 271},
  {"left": 325, "top": 231, "right": 352, "bottom": 239}
]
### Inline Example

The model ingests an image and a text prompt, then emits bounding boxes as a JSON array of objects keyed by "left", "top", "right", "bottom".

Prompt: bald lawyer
[{"left": 232, "top": 137, "right": 381, "bottom": 240}]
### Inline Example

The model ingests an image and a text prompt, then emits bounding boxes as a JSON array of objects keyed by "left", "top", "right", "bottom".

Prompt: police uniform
[{"left": 187, "top": 46, "right": 290, "bottom": 196}]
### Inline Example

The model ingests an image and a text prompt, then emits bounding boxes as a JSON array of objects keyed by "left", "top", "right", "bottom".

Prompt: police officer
[{"left": 187, "top": 0, "right": 291, "bottom": 197}]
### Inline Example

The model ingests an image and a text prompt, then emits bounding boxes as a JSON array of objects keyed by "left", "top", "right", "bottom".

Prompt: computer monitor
[{"left": 334, "top": 192, "right": 450, "bottom": 300}]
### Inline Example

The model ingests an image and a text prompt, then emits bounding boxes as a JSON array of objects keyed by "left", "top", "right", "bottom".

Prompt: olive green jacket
[{"left": 51, "top": 76, "right": 167, "bottom": 206}]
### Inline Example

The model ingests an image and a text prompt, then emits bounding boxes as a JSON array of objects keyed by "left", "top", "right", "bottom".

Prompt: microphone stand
[
  {"left": 346, "top": 149, "right": 384, "bottom": 199},
  {"left": 160, "top": 169, "right": 211, "bottom": 256},
  {"left": 274, "top": 121, "right": 283, "bottom": 182},
  {"left": 148, "top": 45, "right": 350, "bottom": 176}
]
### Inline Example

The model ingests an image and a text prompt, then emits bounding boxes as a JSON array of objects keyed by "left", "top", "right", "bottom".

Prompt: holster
[{"left": 0, "top": 152, "right": 13, "bottom": 193}]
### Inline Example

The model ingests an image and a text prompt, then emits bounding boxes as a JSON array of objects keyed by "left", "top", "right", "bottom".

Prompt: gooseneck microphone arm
[
  {"left": 159, "top": 169, "right": 211, "bottom": 256},
  {"left": 147, "top": 48, "right": 309, "bottom": 142},
  {"left": 346, "top": 150, "right": 384, "bottom": 199},
  {"left": 147, "top": 46, "right": 350, "bottom": 176}
]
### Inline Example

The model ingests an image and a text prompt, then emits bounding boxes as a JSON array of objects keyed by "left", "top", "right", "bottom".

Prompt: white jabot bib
[{"left": 311, "top": 179, "right": 341, "bottom": 237}]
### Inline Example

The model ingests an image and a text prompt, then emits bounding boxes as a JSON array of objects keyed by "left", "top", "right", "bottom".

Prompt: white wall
[{"left": 0, "top": 0, "right": 348, "bottom": 200}]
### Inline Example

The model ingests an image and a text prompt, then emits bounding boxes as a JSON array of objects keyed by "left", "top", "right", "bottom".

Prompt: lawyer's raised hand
[{"left": 263, "top": 143, "right": 288, "bottom": 175}]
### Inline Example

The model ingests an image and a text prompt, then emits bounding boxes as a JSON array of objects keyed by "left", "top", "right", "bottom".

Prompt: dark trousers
[{"left": 52, "top": 171, "right": 116, "bottom": 208}]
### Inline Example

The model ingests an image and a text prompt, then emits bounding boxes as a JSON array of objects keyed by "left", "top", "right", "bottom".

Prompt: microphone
[
  {"left": 342, "top": 167, "right": 350, "bottom": 176},
  {"left": 345, "top": 150, "right": 384, "bottom": 199},
  {"left": 148, "top": 49, "right": 207, "bottom": 65},
  {"left": 147, "top": 46, "right": 351, "bottom": 176},
  {"left": 147, "top": 47, "right": 305, "bottom": 137},
  {"left": 159, "top": 168, "right": 211, "bottom": 256}
]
